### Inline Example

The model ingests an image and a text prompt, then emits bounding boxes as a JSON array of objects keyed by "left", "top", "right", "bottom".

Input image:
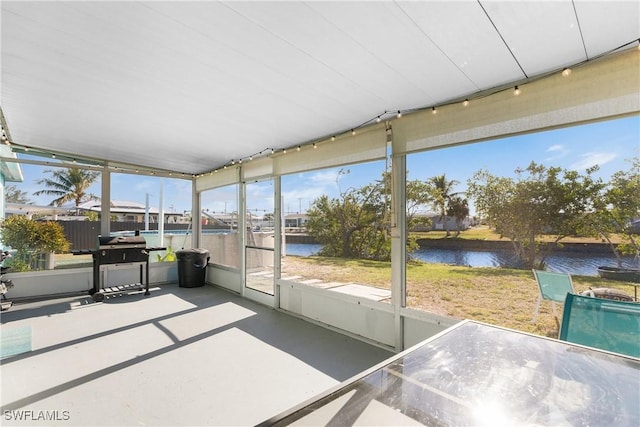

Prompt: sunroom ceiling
[{"left": 1, "top": 1, "right": 639, "bottom": 175}]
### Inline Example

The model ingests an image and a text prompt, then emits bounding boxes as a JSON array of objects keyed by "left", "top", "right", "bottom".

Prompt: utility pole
[{"left": 297, "top": 197, "right": 303, "bottom": 227}]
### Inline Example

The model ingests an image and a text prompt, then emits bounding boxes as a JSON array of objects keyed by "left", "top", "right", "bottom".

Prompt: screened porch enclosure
[
  {"left": 1, "top": 2, "right": 639, "bottom": 425},
  {"left": 1, "top": 45, "right": 638, "bottom": 350}
]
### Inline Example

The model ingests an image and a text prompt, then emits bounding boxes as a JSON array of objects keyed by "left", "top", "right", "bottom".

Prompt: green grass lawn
[{"left": 282, "top": 256, "right": 637, "bottom": 339}]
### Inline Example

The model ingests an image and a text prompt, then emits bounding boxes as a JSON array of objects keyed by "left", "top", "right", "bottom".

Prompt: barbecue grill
[{"left": 73, "top": 232, "right": 165, "bottom": 302}]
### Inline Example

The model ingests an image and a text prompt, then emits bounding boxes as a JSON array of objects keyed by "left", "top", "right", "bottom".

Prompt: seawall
[
  {"left": 286, "top": 234, "right": 617, "bottom": 254},
  {"left": 415, "top": 238, "right": 617, "bottom": 254},
  {"left": 285, "top": 234, "right": 318, "bottom": 244}
]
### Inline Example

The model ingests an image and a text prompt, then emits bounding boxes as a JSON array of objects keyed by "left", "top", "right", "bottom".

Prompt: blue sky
[
  {"left": 407, "top": 115, "right": 639, "bottom": 186},
  {"left": 14, "top": 166, "right": 193, "bottom": 214},
  {"left": 280, "top": 115, "right": 639, "bottom": 215},
  {"left": 12, "top": 115, "right": 640, "bottom": 216}
]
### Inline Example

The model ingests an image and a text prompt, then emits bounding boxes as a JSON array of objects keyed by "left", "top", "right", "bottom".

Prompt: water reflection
[
  {"left": 286, "top": 243, "right": 637, "bottom": 277},
  {"left": 413, "top": 247, "right": 520, "bottom": 269}
]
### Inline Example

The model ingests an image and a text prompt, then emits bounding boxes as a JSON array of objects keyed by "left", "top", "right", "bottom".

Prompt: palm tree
[
  {"left": 34, "top": 168, "right": 100, "bottom": 208},
  {"left": 447, "top": 196, "right": 470, "bottom": 237},
  {"left": 5, "top": 185, "right": 31, "bottom": 204},
  {"left": 429, "top": 174, "right": 460, "bottom": 236}
]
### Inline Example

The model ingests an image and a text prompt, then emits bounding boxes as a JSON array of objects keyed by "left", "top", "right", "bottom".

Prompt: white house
[{"left": 75, "top": 200, "right": 185, "bottom": 223}]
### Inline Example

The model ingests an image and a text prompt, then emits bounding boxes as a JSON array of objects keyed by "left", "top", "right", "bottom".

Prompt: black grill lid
[{"left": 98, "top": 235, "right": 146, "bottom": 248}]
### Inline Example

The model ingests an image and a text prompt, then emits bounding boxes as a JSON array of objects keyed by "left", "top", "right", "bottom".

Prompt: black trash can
[{"left": 176, "top": 248, "right": 210, "bottom": 288}]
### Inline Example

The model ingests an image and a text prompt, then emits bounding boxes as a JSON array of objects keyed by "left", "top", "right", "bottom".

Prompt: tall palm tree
[
  {"left": 34, "top": 168, "right": 100, "bottom": 208},
  {"left": 429, "top": 174, "right": 460, "bottom": 236},
  {"left": 447, "top": 195, "right": 470, "bottom": 237},
  {"left": 429, "top": 174, "right": 459, "bottom": 217}
]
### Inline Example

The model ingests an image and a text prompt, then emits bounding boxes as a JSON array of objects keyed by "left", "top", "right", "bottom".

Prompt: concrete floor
[{"left": 0, "top": 284, "right": 393, "bottom": 426}]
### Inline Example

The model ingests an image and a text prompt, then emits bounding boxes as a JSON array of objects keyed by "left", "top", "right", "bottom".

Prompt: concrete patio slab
[{"left": 0, "top": 284, "right": 393, "bottom": 426}]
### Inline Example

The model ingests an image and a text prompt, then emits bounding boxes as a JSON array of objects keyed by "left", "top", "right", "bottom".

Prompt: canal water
[{"left": 284, "top": 243, "right": 638, "bottom": 277}]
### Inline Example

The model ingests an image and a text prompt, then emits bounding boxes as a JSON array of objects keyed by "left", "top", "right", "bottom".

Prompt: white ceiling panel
[
  {"left": 480, "top": 1, "right": 587, "bottom": 76},
  {"left": 1, "top": 1, "right": 638, "bottom": 175},
  {"left": 227, "top": 2, "right": 429, "bottom": 109},
  {"left": 307, "top": 2, "right": 443, "bottom": 107},
  {"left": 573, "top": 0, "right": 640, "bottom": 58},
  {"left": 396, "top": 1, "right": 525, "bottom": 90}
]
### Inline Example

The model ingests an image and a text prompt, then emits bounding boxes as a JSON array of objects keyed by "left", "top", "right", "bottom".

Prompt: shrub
[{"left": 1, "top": 216, "right": 70, "bottom": 271}]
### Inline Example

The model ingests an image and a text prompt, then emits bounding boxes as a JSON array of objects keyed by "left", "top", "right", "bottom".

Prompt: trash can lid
[
  {"left": 176, "top": 248, "right": 209, "bottom": 255},
  {"left": 175, "top": 248, "right": 210, "bottom": 260}
]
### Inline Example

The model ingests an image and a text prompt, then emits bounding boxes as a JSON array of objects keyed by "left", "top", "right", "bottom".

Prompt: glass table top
[{"left": 264, "top": 321, "right": 640, "bottom": 426}]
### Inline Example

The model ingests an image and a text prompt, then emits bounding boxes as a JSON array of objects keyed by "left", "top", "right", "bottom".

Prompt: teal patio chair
[
  {"left": 559, "top": 293, "right": 640, "bottom": 358},
  {"left": 531, "top": 269, "right": 575, "bottom": 324}
]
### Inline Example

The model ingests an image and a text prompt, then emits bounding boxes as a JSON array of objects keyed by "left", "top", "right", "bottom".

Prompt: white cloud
[
  {"left": 246, "top": 182, "right": 273, "bottom": 200},
  {"left": 544, "top": 144, "right": 569, "bottom": 161},
  {"left": 133, "top": 179, "right": 155, "bottom": 192},
  {"left": 571, "top": 151, "right": 617, "bottom": 170},
  {"left": 282, "top": 169, "right": 343, "bottom": 211},
  {"left": 282, "top": 186, "right": 330, "bottom": 211},
  {"left": 309, "top": 169, "right": 341, "bottom": 186}
]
